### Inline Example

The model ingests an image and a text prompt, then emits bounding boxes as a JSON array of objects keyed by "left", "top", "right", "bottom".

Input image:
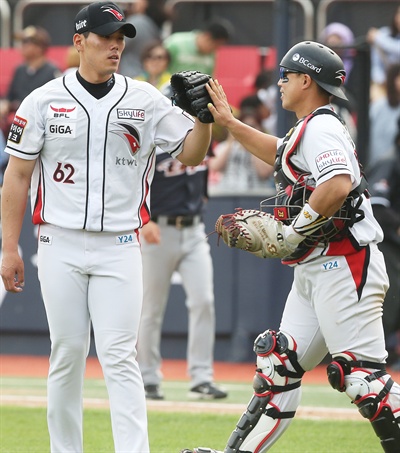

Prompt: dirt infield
[
  {"left": 1, "top": 355, "right": 399, "bottom": 420},
  {"left": 0, "top": 354, "right": 330, "bottom": 383},
  {"left": 1, "top": 354, "right": 399, "bottom": 383}
]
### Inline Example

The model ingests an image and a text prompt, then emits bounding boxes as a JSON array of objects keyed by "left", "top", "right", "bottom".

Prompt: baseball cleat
[
  {"left": 188, "top": 382, "right": 228, "bottom": 400},
  {"left": 144, "top": 384, "right": 164, "bottom": 400}
]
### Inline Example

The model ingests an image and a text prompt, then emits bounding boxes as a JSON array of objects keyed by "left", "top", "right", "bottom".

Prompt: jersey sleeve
[
  {"left": 300, "top": 115, "right": 357, "bottom": 187},
  {"left": 152, "top": 88, "right": 195, "bottom": 158},
  {"left": 5, "top": 87, "right": 46, "bottom": 160}
]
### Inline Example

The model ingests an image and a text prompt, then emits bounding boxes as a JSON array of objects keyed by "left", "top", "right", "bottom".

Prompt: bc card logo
[
  {"left": 117, "top": 109, "right": 145, "bottom": 121},
  {"left": 8, "top": 115, "right": 27, "bottom": 144}
]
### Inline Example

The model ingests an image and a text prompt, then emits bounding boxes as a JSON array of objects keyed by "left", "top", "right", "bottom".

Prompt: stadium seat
[{"left": 214, "top": 46, "right": 261, "bottom": 109}]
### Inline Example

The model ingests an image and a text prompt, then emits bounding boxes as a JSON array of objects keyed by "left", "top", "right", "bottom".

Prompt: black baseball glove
[{"left": 170, "top": 70, "right": 214, "bottom": 123}]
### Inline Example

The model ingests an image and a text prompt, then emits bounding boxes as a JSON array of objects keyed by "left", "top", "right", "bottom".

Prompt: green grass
[
  {"left": 0, "top": 377, "right": 381, "bottom": 452},
  {"left": 0, "top": 406, "right": 380, "bottom": 453}
]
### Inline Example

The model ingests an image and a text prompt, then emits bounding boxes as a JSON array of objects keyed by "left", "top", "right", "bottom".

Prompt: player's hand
[
  {"left": 1, "top": 251, "right": 25, "bottom": 293},
  {"left": 140, "top": 221, "right": 161, "bottom": 244},
  {"left": 205, "top": 79, "right": 236, "bottom": 127}
]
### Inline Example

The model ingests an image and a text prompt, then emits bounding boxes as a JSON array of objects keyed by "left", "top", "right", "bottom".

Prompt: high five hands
[{"left": 206, "top": 79, "right": 236, "bottom": 127}]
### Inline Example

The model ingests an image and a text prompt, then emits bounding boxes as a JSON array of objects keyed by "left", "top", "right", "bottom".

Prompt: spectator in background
[
  {"left": 239, "top": 94, "right": 271, "bottom": 133},
  {"left": 368, "top": 63, "right": 400, "bottom": 167},
  {"left": 118, "top": 0, "right": 161, "bottom": 77},
  {"left": 164, "top": 19, "right": 233, "bottom": 76},
  {"left": 134, "top": 41, "right": 171, "bottom": 90},
  {"left": 62, "top": 45, "right": 80, "bottom": 76},
  {"left": 367, "top": 5, "right": 400, "bottom": 100},
  {"left": 254, "top": 70, "right": 278, "bottom": 135},
  {"left": 368, "top": 115, "right": 400, "bottom": 371},
  {"left": 209, "top": 108, "right": 273, "bottom": 193},
  {"left": 319, "top": 22, "right": 355, "bottom": 84},
  {"left": 319, "top": 22, "right": 358, "bottom": 141},
  {"left": 0, "top": 26, "right": 61, "bottom": 136}
]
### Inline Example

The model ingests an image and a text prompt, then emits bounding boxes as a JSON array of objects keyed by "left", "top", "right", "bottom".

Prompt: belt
[{"left": 152, "top": 215, "right": 201, "bottom": 229}]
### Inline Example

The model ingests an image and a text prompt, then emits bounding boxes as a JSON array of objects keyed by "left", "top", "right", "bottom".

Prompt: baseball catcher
[
  {"left": 182, "top": 40, "right": 400, "bottom": 453},
  {"left": 170, "top": 70, "right": 214, "bottom": 123}
]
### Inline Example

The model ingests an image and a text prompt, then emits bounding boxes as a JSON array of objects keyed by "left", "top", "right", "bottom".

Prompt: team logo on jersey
[
  {"left": 117, "top": 109, "right": 145, "bottom": 121},
  {"left": 49, "top": 105, "right": 77, "bottom": 119},
  {"left": 110, "top": 122, "right": 141, "bottom": 157},
  {"left": 315, "top": 149, "right": 347, "bottom": 172},
  {"left": 8, "top": 115, "right": 27, "bottom": 144}
]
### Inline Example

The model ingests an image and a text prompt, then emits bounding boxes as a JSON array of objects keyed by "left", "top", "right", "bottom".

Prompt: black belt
[{"left": 152, "top": 215, "right": 200, "bottom": 228}]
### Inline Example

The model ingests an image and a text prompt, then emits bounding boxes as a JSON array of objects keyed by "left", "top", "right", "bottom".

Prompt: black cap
[{"left": 74, "top": 2, "right": 136, "bottom": 38}]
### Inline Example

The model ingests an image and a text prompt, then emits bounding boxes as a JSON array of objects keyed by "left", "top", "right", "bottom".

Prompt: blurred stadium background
[{"left": 0, "top": 0, "right": 399, "bottom": 363}]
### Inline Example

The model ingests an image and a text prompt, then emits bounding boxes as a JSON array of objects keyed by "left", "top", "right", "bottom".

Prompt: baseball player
[
  {"left": 137, "top": 139, "right": 227, "bottom": 400},
  {"left": 0, "top": 2, "right": 212, "bottom": 452},
  {"left": 182, "top": 41, "right": 400, "bottom": 453}
]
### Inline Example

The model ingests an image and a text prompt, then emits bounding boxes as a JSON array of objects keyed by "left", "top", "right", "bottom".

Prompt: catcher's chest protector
[
  {"left": 270, "top": 109, "right": 369, "bottom": 261},
  {"left": 274, "top": 108, "right": 344, "bottom": 194}
]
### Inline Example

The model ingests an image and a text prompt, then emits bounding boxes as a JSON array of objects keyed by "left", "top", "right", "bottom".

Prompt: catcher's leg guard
[
  {"left": 327, "top": 352, "right": 400, "bottom": 453},
  {"left": 224, "top": 330, "right": 305, "bottom": 453}
]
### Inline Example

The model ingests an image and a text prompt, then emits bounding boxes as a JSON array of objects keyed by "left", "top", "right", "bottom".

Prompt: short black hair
[
  {"left": 240, "top": 94, "right": 262, "bottom": 110},
  {"left": 254, "top": 70, "right": 273, "bottom": 90},
  {"left": 202, "top": 19, "right": 233, "bottom": 41}
]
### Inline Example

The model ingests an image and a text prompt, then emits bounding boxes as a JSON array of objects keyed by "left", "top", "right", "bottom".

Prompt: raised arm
[
  {"left": 206, "top": 79, "right": 279, "bottom": 166},
  {"left": 177, "top": 119, "right": 212, "bottom": 166}
]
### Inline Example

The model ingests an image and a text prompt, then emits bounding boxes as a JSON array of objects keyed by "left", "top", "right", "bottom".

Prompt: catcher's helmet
[{"left": 280, "top": 41, "right": 348, "bottom": 100}]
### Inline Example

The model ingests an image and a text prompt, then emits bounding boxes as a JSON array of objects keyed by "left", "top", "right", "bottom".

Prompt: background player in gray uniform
[
  {"left": 0, "top": 2, "right": 212, "bottom": 452},
  {"left": 138, "top": 139, "right": 227, "bottom": 400},
  {"left": 182, "top": 41, "right": 400, "bottom": 453}
]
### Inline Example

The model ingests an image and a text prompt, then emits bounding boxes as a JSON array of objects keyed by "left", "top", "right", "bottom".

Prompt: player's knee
[
  {"left": 223, "top": 330, "right": 304, "bottom": 453},
  {"left": 327, "top": 352, "right": 400, "bottom": 451},
  {"left": 327, "top": 352, "right": 387, "bottom": 401},
  {"left": 253, "top": 329, "right": 305, "bottom": 394}
]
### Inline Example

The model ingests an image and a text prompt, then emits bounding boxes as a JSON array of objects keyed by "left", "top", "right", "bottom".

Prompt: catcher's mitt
[
  {"left": 215, "top": 209, "right": 298, "bottom": 259},
  {"left": 170, "top": 70, "right": 214, "bottom": 123}
]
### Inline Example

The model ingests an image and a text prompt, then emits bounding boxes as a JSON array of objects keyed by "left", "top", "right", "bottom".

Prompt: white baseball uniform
[
  {"left": 137, "top": 148, "right": 215, "bottom": 390},
  {"left": 5, "top": 71, "right": 195, "bottom": 452},
  {"left": 219, "top": 106, "right": 400, "bottom": 453}
]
